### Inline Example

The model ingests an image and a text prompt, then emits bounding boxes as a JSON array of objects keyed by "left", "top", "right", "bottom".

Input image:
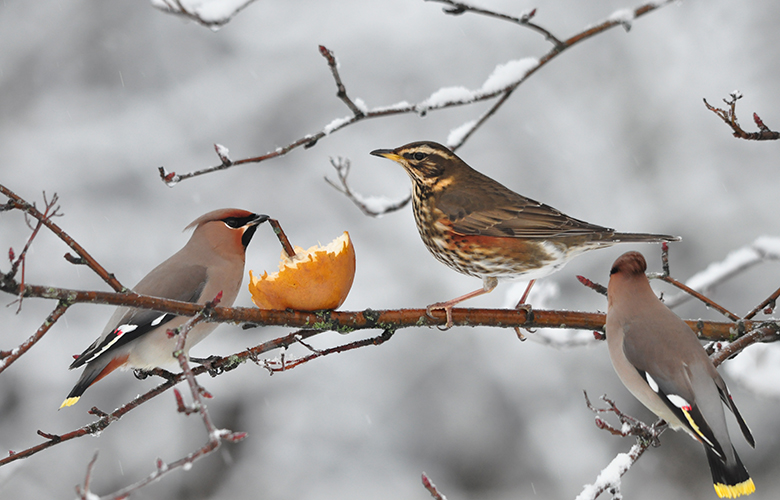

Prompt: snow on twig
[
  {"left": 664, "top": 236, "right": 780, "bottom": 310},
  {"left": 151, "top": 0, "right": 257, "bottom": 30},
  {"left": 160, "top": 1, "right": 677, "bottom": 186}
]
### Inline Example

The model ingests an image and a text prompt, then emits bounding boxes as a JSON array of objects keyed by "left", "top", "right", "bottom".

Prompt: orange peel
[{"left": 248, "top": 231, "right": 356, "bottom": 311}]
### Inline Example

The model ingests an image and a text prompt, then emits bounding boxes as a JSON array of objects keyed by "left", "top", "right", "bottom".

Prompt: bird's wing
[
  {"left": 622, "top": 321, "right": 727, "bottom": 458},
  {"left": 69, "top": 264, "right": 208, "bottom": 369},
  {"left": 436, "top": 185, "right": 612, "bottom": 238},
  {"left": 715, "top": 374, "right": 755, "bottom": 447}
]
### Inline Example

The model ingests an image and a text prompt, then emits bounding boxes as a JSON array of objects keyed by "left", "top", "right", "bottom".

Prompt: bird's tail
[
  {"left": 59, "top": 354, "right": 128, "bottom": 409},
  {"left": 705, "top": 445, "right": 755, "bottom": 498},
  {"left": 609, "top": 232, "right": 681, "bottom": 243}
]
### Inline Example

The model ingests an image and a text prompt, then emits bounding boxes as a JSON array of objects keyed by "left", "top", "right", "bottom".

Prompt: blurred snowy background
[{"left": 1, "top": 1, "right": 779, "bottom": 499}]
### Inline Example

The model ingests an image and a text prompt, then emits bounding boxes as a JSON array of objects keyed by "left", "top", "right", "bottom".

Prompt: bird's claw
[
  {"left": 513, "top": 303, "right": 534, "bottom": 341},
  {"left": 190, "top": 354, "right": 224, "bottom": 377},
  {"left": 134, "top": 367, "right": 177, "bottom": 381},
  {"left": 426, "top": 302, "right": 454, "bottom": 330}
]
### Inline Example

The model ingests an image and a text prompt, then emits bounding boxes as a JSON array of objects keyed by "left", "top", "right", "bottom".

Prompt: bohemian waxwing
[
  {"left": 605, "top": 251, "right": 755, "bottom": 498},
  {"left": 60, "top": 209, "right": 269, "bottom": 409}
]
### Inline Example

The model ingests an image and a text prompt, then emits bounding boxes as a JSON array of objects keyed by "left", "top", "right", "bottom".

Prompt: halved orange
[{"left": 248, "top": 231, "right": 356, "bottom": 311}]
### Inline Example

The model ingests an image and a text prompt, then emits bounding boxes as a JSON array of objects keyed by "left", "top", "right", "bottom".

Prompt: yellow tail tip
[
  {"left": 714, "top": 478, "right": 755, "bottom": 498},
  {"left": 59, "top": 396, "right": 80, "bottom": 409}
]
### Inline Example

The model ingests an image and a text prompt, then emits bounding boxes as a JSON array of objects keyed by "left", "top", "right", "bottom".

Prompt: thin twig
[
  {"left": 82, "top": 293, "right": 249, "bottom": 500},
  {"left": 268, "top": 218, "right": 296, "bottom": 257},
  {"left": 0, "top": 300, "right": 70, "bottom": 374},
  {"left": 577, "top": 275, "right": 608, "bottom": 296},
  {"left": 319, "top": 45, "right": 365, "bottom": 117},
  {"left": 161, "top": 1, "right": 676, "bottom": 184},
  {"left": 74, "top": 451, "right": 100, "bottom": 500},
  {"left": 153, "top": 0, "right": 257, "bottom": 29},
  {"left": 264, "top": 329, "right": 394, "bottom": 372},
  {"left": 426, "top": 1, "right": 564, "bottom": 49},
  {"left": 7, "top": 192, "right": 60, "bottom": 313},
  {"left": 579, "top": 392, "right": 667, "bottom": 500},
  {"left": 2, "top": 311, "right": 771, "bottom": 468},
  {"left": 704, "top": 91, "right": 780, "bottom": 141},
  {"left": 422, "top": 472, "right": 448, "bottom": 500},
  {"left": 710, "top": 326, "right": 780, "bottom": 367},
  {"left": 744, "top": 285, "right": 780, "bottom": 320},
  {"left": 0, "top": 184, "right": 126, "bottom": 292},
  {"left": 657, "top": 275, "right": 740, "bottom": 322},
  {"left": 324, "top": 157, "right": 412, "bottom": 217}
]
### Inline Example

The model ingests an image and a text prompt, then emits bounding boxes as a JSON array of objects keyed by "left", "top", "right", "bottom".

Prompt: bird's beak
[
  {"left": 370, "top": 149, "right": 403, "bottom": 162},
  {"left": 248, "top": 213, "right": 270, "bottom": 227}
]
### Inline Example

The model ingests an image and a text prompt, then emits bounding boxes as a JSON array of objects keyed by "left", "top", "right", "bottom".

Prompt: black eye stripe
[{"left": 222, "top": 216, "right": 254, "bottom": 228}]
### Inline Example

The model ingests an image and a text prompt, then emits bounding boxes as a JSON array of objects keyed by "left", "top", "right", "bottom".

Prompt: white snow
[
  {"left": 371, "top": 101, "right": 412, "bottom": 112},
  {"left": 479, "top": 58, "right": 539, "bottom": 94},
  {"left": 352, "top": 192, "right": 409, "bottom": 217},
  {"left": 323, "top": 115, "right": 352, "bottom": 135},
  {"left": 420, "top": 86, "right": 474, "bottom": 110},
  {"left": 575, "top": 449, "right": 634, "bottom": 500},
  {"left": 418, "top": 58, "right": 538, "bottom": 112},
  {"left": 685, "top": 247, "right": 762, "bottom": 291},
  {"left": 446, "top": 120, "right": 477, "bottom": 148},
  {"left": 608, "top": 8, "right": 635, "bottom": 24},
  {"left": 754, "top": 235, "right": 780, "bottom": 256},
  {"left": 353, "top": 98, "right": 369, "bottom": 114},
  {"left": 150, "top": 0, "right": 254, "bottom": 25},
  {"left": 215, "top": 143, "right": 230, "bottom": 161},
  {"left": 665, "top": 236, "right": 780, "bottom": 308}
]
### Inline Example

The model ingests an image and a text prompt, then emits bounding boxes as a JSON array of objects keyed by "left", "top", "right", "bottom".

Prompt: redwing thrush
[{"left": 371, "top": 141, "right": 680, "bottom": 329}]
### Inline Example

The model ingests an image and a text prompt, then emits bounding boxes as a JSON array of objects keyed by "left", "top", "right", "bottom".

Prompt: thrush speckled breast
[{"left": 371, "top": 141, "right": 680, "bottom": 329}]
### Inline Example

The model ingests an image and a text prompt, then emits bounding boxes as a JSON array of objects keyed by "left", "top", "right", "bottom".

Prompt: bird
[
  {"left": 606, "top": 251, "right": 755, "bottom": 498},
  {"left": 60, "top": 209, "right": 269, "bottom": 408},
  {"left": 370, "top": 141, "right": 679, "bottom": 329}
]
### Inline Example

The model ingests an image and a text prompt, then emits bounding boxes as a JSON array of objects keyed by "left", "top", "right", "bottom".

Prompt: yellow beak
[{"left": 370, "top": 149, "right": 403, "bottom": 162}]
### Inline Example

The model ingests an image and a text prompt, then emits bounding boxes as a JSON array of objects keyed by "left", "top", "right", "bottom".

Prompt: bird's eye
[
  {"left": 413, "top": 152, "right": 426, "bottom": 161},
  {"left": 610, "top": 266, "right": 618, "bottom": 275},
  {"left": 222, "top": 217, "right": 242, "bottom": 229}
]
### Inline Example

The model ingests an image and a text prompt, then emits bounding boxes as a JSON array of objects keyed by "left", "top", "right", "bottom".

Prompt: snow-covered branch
[
  {"left": 324, "top": 157, "right": 411, "bottom": 217},
  {"left": 663, "top": 236, "right": 780, "bottom": 311},
  {"left": 159, "top": 0, "right": 677, "bottom": 186},
  {"left": 151, "top": 0, "right": 257, "bottom": 30}
]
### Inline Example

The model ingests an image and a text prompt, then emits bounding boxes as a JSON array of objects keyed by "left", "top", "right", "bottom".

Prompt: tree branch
[
  {"left": 76, "top": 292, "right": 250, "bottom": 500},
  {"left": 160, "top": 0, "right": 677, "bottom": 185},
  {"left": 1, "top": 184, "right": 126, "bottom": 292},
  {"left": 324, "top": 156, "right": 412, "bottom": 217},
  {"left": 151, "top": 0, "right": 257, "bottom": 30},
  {"left": 0, "top": 300, "right": 70, "bottom": 374},
  {"left": 0, "top": 276, "right": 762, "bottom": 341},
  {"left": 427, "top": 1, "right": 564, "bottom": 49},
  {"left": 704, "top": 91, "right": 780, "bottom": 140}
]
